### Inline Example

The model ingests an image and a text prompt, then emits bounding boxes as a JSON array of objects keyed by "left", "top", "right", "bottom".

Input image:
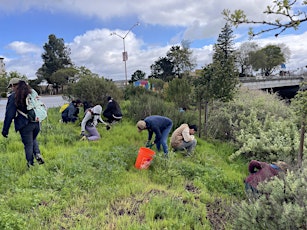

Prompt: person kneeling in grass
[
  {"left": 170, "top": 124, "right": 197, "bottom": 156},
  {"left": 80, "top": 105, "right": 108, "bottom": 141}
]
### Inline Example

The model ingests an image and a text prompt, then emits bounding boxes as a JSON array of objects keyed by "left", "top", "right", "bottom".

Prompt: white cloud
[{"left": 1, "top": 0, "right": 307, "bottom": 79}]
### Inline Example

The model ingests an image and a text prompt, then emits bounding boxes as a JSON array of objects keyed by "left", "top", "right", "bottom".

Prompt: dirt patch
[{"left": 206, "top": 198, "right": 234, "bottom": 230}]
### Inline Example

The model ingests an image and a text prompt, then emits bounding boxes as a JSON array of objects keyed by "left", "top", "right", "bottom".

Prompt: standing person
[
  {"left": 170, "top": 124, "right": 197, "bottom": 156},
  {"left": 61, "top": 99, "right": 82, "bottom": 123},
  {"left": 80, "top": 105, "right": 107, "bottom": 141},
  {"left": 136, "top": 115, "right": 173, "bottom": 156},
  {"left": 103, "top": 96, "right": 123, "bottom": 124},
  {"left": 2, "top": 78, "right": 45, "bottom": 167},
  {"left": 244, "top": 160, "right": 288, "bottom": 195}
]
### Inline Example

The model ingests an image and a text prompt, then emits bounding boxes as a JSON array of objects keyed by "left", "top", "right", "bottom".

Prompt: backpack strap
[{"left": 17, "top": 109, "right": 28, "bottom": 118}]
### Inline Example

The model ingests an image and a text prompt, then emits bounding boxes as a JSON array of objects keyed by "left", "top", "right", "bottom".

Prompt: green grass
[{"left": 0, "top": 108, "right": 247, "bottom": 230}]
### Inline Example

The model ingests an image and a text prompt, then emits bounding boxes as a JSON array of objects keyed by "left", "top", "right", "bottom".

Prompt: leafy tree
[
  {"left": 149, "top": 57, "right": 175, "bottom": 81},
  {"left": 249, "top": 45, "right": 285, "bottom": 76},
  {"left": 66, "top": 74, "right": 122, "bottom": 106},
  {"left": 164, "top": 78, "right": 192, "bottom": 109},
  {"left": 50, "top": 67, "right": 78, "bottom": 94},
  {"left": 37, "top": 34, "right": 72, "bottom": 90},
  {"left": 130, "top": 70, "right": 146, "bottom": 83},
  {"left": 193, "top": 65, "right": 215, "bottom": 137},
  {"left": 166, "top": 40, "right": 196, "bottom": 78},
  {"left": 235, "top": 41, "right": 258, "bottom": 77},
  {"left": 291, "top": 82, "right": 307, "bottom": 167},
  {"left": 223, "top": 0, "right": 307, "bottom": 37},
  {"left": 194, "top": 23, "right": 239, "bottom": 137}
]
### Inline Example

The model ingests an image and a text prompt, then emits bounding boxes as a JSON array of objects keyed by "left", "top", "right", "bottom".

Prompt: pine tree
[{"left": 211, "top": 23, "right": 239, "bottom": 102}]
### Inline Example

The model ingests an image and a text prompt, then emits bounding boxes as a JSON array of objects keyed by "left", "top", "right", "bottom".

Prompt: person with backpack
[
  {"left": 80, "top": 105, "right": 108, "bottom": 141},
  {"left": 103, "top": 96, "right": 123, "bottom": 124},
  {"left": 2, "top": 78, "right": 45, "bottom": 167},
  {"left": 61, "top": 99, "right": 82, "bottom": 123}
]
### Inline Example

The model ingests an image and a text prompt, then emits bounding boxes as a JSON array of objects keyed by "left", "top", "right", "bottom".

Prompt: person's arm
[
  {"left": 2, "top": 94, "right": 17, "bottom": 137},
  {"left": 81, "top": 111, "right": 91, "bottom": 132},
  {"left": 182, "top": 127, "right": 194, "bottom": 142}
]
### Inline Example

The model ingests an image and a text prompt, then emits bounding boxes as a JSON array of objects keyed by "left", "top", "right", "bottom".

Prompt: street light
[{"left": 111, "top": 22, "right": 140, "bottom": 86}]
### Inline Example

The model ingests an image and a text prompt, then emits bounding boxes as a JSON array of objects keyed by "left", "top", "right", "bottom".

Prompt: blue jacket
[
  {"left": 144, "top": 115, "right": 173, "bottom": 143},
  {"left": 62, "top": 102, "right": 79, "bottom": 121},
  {"left": 2, "top": 92, "right": 29, "bottom": 136}
]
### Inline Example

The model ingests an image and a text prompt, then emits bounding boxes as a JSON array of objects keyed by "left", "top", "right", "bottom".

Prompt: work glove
[
  {"left": 146, "top": 141, "right": 154, "bottom": 148},
  {"left": 2, "top": 130, "right": 8, "bottom": 138}
]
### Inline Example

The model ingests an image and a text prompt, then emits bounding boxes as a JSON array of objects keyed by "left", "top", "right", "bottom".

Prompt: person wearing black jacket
[{"left": 103, "top": 96, "right": 122, "bottom": 124}]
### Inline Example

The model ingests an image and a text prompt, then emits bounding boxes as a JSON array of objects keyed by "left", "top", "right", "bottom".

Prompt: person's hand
[
  {"left": 2, "top": 130, "right": 8, "bottom": 138},
  {"left": 146, "top": 141, "right": 154, "bottom": 148}
]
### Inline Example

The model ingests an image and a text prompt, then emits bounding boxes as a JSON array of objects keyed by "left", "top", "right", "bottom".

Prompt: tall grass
[{"left": 0, "top": 108, "right": 246, "bottom": 229}]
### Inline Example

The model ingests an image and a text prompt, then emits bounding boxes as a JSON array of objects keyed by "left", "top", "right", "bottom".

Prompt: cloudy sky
[{"left": 0, "top": 0, "right": 306, "bottom": 81}]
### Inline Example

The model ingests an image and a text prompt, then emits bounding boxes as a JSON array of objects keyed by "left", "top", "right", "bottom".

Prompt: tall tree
[
  {"left": 291, "top": 83, "right": 307, "bottom": 168},
  {"left": 37, "top": 34, "right": 72, "bottom": 87},
  {"left": 195, "top": 23, "right": 239, "bottom": 137},
  {"left": 249, "top": 45, "right": 285, "bottom": 76},
  {"left": 223, "top": 0, "right": 307, "bottom": 37},
  {"left": 149, "top": 57, "right": 175, "bottom": 82},
  {"left": 235, "top": 41, "right": 258, "bottom": 77},
  {"left": 211, "top": 23, "right": 239, "bottom": 102},
  {"left": 166, "top": 40, "right": 196, "bottom": 78},
  {"left": 130, "top": 70, "right": 146, "bottom": 83}
]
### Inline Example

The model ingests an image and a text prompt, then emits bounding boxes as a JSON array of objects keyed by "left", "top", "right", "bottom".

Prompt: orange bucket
[{"left": 135, "top": 147, "right": 156, "bottom": 169}]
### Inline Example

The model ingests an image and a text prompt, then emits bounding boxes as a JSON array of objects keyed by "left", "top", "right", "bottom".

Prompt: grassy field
[{"left": 0, "top": 108, "right": 247, "bottom": 230}]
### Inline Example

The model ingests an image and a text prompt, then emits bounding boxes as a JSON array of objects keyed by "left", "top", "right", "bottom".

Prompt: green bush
[
  {"left": 232, "top": 163, "right": 307, "bottom": 230},
  {"left": 206, "top": 87, "right": 302, "bottom": 162}
]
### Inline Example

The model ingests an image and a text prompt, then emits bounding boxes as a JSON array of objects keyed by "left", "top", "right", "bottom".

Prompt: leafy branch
[{"left": 223, "top": 0, "right": 307, "bottom": 37}]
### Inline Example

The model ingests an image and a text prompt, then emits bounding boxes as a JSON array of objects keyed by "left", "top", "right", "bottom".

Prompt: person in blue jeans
[
  {"left": 137, "top": 115, "right": 173, "bottom": 156},
  {"left": 2, "top": 78, "right": 45, "bottom": 167}
]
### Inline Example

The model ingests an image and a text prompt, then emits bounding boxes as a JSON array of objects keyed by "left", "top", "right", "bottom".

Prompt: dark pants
[{"left": 19, "top": 122, "right": 41, "bottom": 165}]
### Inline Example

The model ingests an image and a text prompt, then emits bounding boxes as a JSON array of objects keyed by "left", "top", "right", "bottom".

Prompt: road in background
[{"left": 0, "top": 95, "right": 68, "bottom": 121}]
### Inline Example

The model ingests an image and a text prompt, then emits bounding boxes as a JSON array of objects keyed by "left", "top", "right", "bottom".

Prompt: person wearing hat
[
  {"left": 244, "top": 160, "right": 288, "bottom": 195},
  {"left": 61, "top": 99, "right": 82, "bottom": 123},
  {"left": 137, "top": 115, "right": 173, "bottom": 156},
  {"left": 103, "top": 96, "right": 122, "bottom": 124},
  {"left": 80, "top": 105, "right": 108, "bottom": 141},
  {"left": 2, "top": 79, "right": 45, "bottom": 167},
  {"left": 170, "top": 124, "right": 198, "bottom": 156}
]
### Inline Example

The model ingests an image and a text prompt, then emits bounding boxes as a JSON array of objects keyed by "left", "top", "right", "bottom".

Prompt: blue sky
[{"left": 0, "top": 0, "right": 306, "bottom": 81}]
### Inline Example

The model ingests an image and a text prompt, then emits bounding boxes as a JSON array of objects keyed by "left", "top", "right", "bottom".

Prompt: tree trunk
[
  {"left": 203, "top": 100, "right": 209, "bottom": 137},
  {"left": 298, "top": 121, "right": 305, "bottom": 168},
  {"left": 198, "top": 100, "right": 202, "bottom": 138}
]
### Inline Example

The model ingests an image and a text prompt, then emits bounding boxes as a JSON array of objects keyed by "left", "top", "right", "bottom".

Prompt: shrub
[
  {"left": 207, "top": 87, "right": 302, "bottom": 162},
  {"left": 231, "top": 163, "right": 307, "bottom": 230}
]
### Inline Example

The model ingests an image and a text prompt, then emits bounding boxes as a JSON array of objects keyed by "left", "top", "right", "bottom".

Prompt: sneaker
[
  {"left": 80, "top": 136, "right": 87, "bottom": 141},
  {"left": 36, "top": 154, "right": 45, "bottom": 165},
  {"left": 27, "top": 162, "right": 34, "bottom": 168}
]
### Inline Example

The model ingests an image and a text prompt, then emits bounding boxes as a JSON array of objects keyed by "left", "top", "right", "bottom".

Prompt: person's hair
[
  {"left": 14, "top": 80, "right": 31, "bottom": 108},
  {"left": 189, "top": 124, "right": 197, "bottom": 132}
]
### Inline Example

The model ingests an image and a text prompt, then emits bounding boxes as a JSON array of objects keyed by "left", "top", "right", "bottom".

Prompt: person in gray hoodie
[{"left": 80, "top": 105, "right": 107, "bottom": 141}]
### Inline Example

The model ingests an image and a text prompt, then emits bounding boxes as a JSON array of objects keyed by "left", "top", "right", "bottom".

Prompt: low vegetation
[
  {"left": 0, "top": 86, "right": 306, "bottom": 229},
  {"left": 0, "top": 108, "right": 246, "bottom": 229}
]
